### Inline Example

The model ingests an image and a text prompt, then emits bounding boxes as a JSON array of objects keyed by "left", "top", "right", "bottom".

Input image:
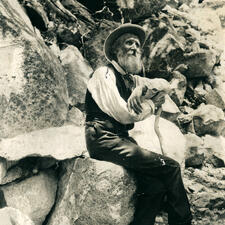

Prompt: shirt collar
[{"left": 111, "top": 60, "right": 127, "bottom": 75}]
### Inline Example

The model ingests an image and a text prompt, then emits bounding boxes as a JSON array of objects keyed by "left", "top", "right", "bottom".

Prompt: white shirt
[{"left": 87, "top": 62, "right": 155, "bottom": 125}]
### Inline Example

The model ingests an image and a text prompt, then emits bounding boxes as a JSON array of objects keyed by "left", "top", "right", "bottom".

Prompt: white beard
[{"left": 117, "top": 51, "right": 142, "bottom": 74}]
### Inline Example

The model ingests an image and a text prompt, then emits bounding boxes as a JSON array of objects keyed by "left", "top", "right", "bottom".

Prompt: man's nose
[{"left": 130, "top": 43, "right": 138, "bottom": 50}]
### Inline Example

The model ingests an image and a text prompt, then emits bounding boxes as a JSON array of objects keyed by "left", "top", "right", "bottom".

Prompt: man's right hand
[{"left": 127, "top": 85, "right": 148, "bottom": 114}]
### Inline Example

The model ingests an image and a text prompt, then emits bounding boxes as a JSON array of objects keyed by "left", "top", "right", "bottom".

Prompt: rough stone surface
[
  {"left": 169, "top": 71, "right": 187, "bottom": 106},
  {"left": 202, "top": 135, "right": 225, "bottom": 164},
  {"left": 192, "top": 104, "right": 225, "bottom": 136},
  {"left": 185, "top": 153, "right": 205, "bottom": 168},
  {"left": 47, "top": 158, "right": 136, "bottom": 225},
  {"left": 66, "top": 107, "right": 85, "bottom": 126},
  {"left": 60, "top": 45, "right": 93, "bottom": 106},
  {"left": 0, "top": 125, "right": 86, "bottom": 161},
  {"left": 179, "top": 104, "right": 225, "bottom": 136},
  {"left": 184, "top": 166, "right": 225, "bottom": 225},
  {"left": 1, "top": 170, "right": 57, "bottom": 225},
  {"left": 184, "top": 133, "right": 225, "bottom": 168},
  {"left": 161, "top": 95, "right": 181, "bottom": 123},
  {"left": 84, "top": 20, "right": 119, "bottom": 69},
  {"left": 142, "top": 5, "right": 222, "bottom": 80},
  {"left": 0, "top": 157, "right": 57, "bottom": 185},
  {"left": 184, "top": 132, "right": 204, "bottom": 158},
  {"left": 0, "top": 0, "right": 69, "bottom": 138},
  {"left": 205, "top": 88, "right": 225, "bottom": 110},
  {"left": 0, "top": 207, "right": 35, "bottom": 225}
]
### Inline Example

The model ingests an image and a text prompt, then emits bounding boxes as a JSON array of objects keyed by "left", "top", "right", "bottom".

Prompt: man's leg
[
  {"left": 130, "top": 192, "right": 166, "bottom": 225},
  {"left": 86, "top": 124, "right": 192, "bottom": 225}
]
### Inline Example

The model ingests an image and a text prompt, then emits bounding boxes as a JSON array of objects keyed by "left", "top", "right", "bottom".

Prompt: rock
[
  {"left": 0, "top": 0, "right": 69, "bottom": 138},
  {"left": 184, "top": 133, "right": 204, "bottom": 158},
  {"left": 169, "top": 71, "right": 187, "bottom": 106},
  {"left": 194, "top": 81, "right": 207, "bottom": 98},
  {"left": 202, "top": 135, "right": 225, "bottom": 165},
  {"left": 185, "top": 153, "right": 205, "bottom": 168},
  {"left": 0, "top": 207, "right": 35, "bottom": 225},
  {"left": 193, "top": 192, "right": 225, "bottom": 210},
  {"left": 0, "top": 157, "right": 7, "bottom": 183},
  {"left": 60, "top": 45, "right": 93, "bottom": 106},
  {"left": 117, "top": 0, "right": 166, "bottom": 22},
  {"left": 161, "top": 95, "right": 181, "bottom": 123},
  {"left": 47, "top": 158, "right": 136, "bottom": 225},
  {"left": 60, "top": 0, "right": 95, "bottom": 35},
  {"left": 180, "top": 104, "right": 225, "bottom": 136},
  {"left": 67, "top": 107, "right": 85, "bottom": 126},
  {"left": 56, "top": 25, "right": 81, "bottom": 47},
  {"left": 21, "top": 0, "right": 49, "bottom": 31},
  {"left": 1, "top": 170, "right": 57, "bottom": 225},
  {"left": 142, "top": 5, "right": 222, "bottom": 80},
  {"left": 184, "top": 83, "right": 207, "bottom": 109},
  {"left": 184, "top": 50, "right": 218, "bottom": 78},
  {"left": 0, "top": 156, "right": 57, "bottom": 185},
  {"left": 184, "top": 166, "right": 225, "bottom": 225},
  {"left": 0, "top": 164, "right": 30, "bottom": 185},
  {"left": 189, "top": 3, "right": 225, "bottom": 45},
  {"left": 195, "top": 118, "right": 225, "bottom": 137},
  {"left": 0, "top": 125, "right": 86, "bottom": 161},
  {"left": 129, "top": 115, "right": 186, "bottom": 165},
  {"left": 205, "top": 88, "right": 225, "bottom": 110},
  {"left": 209, "top": 154, "right": 225, "bottom": 168},
  {"left": 84, "top": 20, "right": 119, "bottom": 69}
]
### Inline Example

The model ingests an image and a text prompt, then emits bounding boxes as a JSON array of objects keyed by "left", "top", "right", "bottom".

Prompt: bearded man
[{"left": 85, "top": 24, "right": 192, "bottom": 225}]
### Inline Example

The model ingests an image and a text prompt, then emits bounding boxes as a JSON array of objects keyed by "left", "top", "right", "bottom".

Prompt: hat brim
[{"left": 104, "top": 24, "right": 146, "bottom": 62}]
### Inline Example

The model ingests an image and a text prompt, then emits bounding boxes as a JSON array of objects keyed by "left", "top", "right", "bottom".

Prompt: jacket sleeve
[{"left": 87, "top": 66, "right": 154, "bottom": 124}]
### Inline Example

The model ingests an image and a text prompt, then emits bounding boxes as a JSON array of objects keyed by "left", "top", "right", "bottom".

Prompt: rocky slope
[{"left": 0, "top": 0, "right": 225, "bottom": 224}]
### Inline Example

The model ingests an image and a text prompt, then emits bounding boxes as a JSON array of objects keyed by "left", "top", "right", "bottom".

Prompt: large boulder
[
  {"left": 47, "top": 158, "right": 136, "bottom": 225},
  {"left": 205, "top": 87, "right": 225, "bottom": 110},
  {"left": 184, "top": 166, "right": 225, "bottom": 225},
  {"left": 179, "top": 104, "right": 225, "bottom": 136},
  {"left": 60, "top": 45, "right": 93, "bottom": 106},
  {"left": 129, "top": 115, "right": 186, "bottom": 165},
  {"left": 1, "top": 170, "right": 57, "bottom": 225},
  {"left": 0, "top": 0, "right": 69, "bottom": 138},
  {"left": 202, "top": 135, "right": 225, "bottom": 166},
  {"left": 0, "top": 207, "right": 34, "bottom": 225},
  {"left": 0, "top": 125, "right": 86, "bottom": 161}
]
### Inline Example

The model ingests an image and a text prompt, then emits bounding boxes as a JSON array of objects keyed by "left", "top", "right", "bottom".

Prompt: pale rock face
[
  {"left": 0, "top": 207, "right": 35, "bottom": 225},
  {"left": 205, "top": 88, "right": 225, "bottom": 110},
  {"left": 202, "top": 135, "right": 225, "bottom": 163},
  {"left": 0, "top": 125, "right": 86, "bottom": 161},
  {"left": 192, "top": 104, "right": 225, "bottom": 136},
  {"left": 184, "top": 133, "right": 204, "bottom": 157},
  {"left": 1, "top": 170, "right": 57, "bottom": 225},
  {"left": 130, "top": 115, "right": 186, "bottom": 165},
  {"left": 60, "top": 45, "right": 93, "bottom": 105},
  {"left": 47, "top": 158, "right": 136, "bottom": 225},
  {"left": 0, "top": 0, "right": 69, "bottom": 138}
]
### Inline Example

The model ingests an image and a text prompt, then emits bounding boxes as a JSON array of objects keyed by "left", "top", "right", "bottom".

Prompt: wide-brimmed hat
[{"left": 104, "top": 23, "right": 146, "bottom": 62}]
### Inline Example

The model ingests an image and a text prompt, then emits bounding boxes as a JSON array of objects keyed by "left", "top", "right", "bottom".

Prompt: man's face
[{"left": 113, "top": 33, "right": 143, "bottom": 74}]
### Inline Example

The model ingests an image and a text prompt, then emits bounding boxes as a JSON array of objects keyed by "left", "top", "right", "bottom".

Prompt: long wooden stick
[{"left": 154, "top": 107, "right": 166, "bottom": 156}]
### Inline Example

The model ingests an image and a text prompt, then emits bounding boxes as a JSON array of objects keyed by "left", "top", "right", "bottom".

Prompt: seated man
[{"left": 85, "top": 23, "right": 192, "bottom": 225}]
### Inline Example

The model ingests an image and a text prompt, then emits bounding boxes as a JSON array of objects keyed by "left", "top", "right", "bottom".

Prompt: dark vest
[{"left": 85, "top": 64, "right": 134, "bottom": 132}]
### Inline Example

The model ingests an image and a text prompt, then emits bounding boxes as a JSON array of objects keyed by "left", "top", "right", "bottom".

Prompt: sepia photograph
[{"left": 0, "top": 0, "right": 225, "bottom": 224}]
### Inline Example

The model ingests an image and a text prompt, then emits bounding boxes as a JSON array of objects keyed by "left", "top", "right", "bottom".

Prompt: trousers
[{"left": 85, "top": 119, "right": 192, "bottom": 225}]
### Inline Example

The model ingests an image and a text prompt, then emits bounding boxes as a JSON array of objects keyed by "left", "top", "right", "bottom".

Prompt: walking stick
[{"left": 154, "top": 107, "right": 166, "bottom": 156}]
